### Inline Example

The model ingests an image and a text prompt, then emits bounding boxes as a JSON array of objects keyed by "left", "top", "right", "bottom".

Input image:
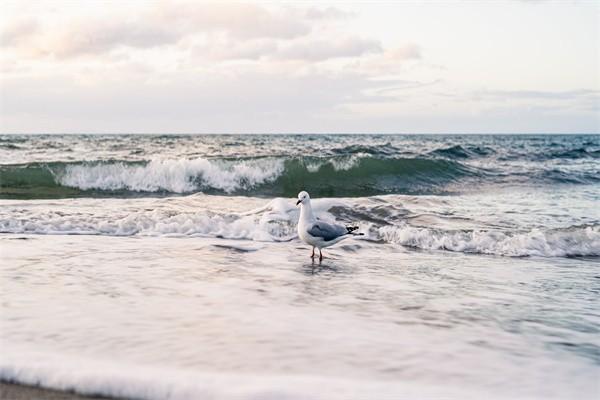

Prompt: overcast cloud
[{"left": 0, "top": 0, "right": 598, "bottom": 133}]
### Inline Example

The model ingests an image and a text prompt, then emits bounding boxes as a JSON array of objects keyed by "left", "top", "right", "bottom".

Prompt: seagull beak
[{"left": 296, "top": 199, "right": 301, "bottom": 206}]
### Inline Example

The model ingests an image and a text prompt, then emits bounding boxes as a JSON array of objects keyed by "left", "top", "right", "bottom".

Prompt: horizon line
[{"left": 2, "top": 132, "right": 599, "bottom": 135}]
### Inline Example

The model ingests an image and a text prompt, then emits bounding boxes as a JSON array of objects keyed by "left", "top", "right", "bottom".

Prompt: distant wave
[
  {"left": 429, "top": 144, "right": 599, "bottom": 161},
  {"left": 0, "top": 157, "right": 477, "bottom": 198},
  {"left": 329, "top": 143, "right": 402, "bottom": 156},
  {"left": 429, "top": 144, "right": 495, "bottom": 159},
  {"left": 539, "top": 148, "right": 600, "bottom": 160}
]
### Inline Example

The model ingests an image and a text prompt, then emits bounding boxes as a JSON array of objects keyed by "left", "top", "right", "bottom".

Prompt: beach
[
  {"left": 1, "top": 134, "right": 599, "bottom": 399},
  {"left": 0, "top": 382, "right": 113, "bottom": 400}
]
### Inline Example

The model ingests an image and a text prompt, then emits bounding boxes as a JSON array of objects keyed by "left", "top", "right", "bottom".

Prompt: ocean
[{"left": 1, "top": 134, "right": 599, "bottom": 399}]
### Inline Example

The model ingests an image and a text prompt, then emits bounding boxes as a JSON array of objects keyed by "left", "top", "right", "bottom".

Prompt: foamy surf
[
  {"left": 1, "top": 194, "right": 598, "bottom": 258},
  {"left": 0, "top": 347, "right": 501, "bottom": 400},
  {"left": 378, "top": 224, "right": 600, "bottom": 257},
  {"left": 0, "top": 197, "right": 298, "bottom": 241}
]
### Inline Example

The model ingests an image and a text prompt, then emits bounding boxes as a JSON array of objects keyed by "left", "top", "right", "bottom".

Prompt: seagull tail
[{"left": 345, "top": 226, "right": 364, "bottom": 236}]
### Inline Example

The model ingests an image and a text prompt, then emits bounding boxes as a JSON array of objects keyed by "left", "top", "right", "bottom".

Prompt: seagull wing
[{"left": 307, "top": 221, "right": 348, "bottom": 242}]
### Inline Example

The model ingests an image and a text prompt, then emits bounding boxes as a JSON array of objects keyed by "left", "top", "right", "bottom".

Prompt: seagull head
[{"left": 296, "top": 191, "right": 310, "bottom": 206}]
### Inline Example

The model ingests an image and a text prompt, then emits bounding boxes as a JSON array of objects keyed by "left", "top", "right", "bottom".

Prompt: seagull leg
[
  {"left": 319, "top": 248, "right": 323, "bottom": 262},
  {"left": 311, "top": 247, "right": 315, "bottom": 259}
]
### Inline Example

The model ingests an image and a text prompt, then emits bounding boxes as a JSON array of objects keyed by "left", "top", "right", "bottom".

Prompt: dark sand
[{"left": 0, "top": 382, "right": 116, "bottom": 400}]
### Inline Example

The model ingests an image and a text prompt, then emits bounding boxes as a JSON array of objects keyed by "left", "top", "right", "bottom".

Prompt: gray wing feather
[{"left": 307, "top": 221, "right": 347, "bottom": 241}]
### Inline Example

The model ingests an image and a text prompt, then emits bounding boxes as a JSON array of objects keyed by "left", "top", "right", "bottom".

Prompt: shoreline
[{"left": 0, "top": 381, "right": 117, "bottom": 400}]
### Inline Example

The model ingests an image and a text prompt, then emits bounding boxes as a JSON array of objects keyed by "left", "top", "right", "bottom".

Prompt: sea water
[{"left": 1, "top": 134, "right": 599, "bottom": 399}]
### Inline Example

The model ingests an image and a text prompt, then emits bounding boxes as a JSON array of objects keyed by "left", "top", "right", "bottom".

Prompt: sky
[{"left": 0, "top": 0, "right": 598, "bottom": 134}]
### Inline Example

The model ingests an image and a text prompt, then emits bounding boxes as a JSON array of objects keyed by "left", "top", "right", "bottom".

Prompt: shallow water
[
  {"left": 1, "top": 233, "right": 599, "bottom": 399},
  {"left": 1, "top": 134, "right": 599, "bottom": 399}
]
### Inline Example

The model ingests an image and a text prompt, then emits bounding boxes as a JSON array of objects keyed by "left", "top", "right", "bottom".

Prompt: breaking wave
[
  {"left": 378, "top": 224, "right": 600, "bottom": 258},
  {"left": 0, "top": 197, "right": 298, "bottom": 242},
  {"left": 1, "top": 195, "right": 598, "bottom": 258},
  {"left": 0, "top": 156, "right": 477, "bottom": 198},
  {"left": 58, "top": 158, "right": 284, "bottom": 193}
]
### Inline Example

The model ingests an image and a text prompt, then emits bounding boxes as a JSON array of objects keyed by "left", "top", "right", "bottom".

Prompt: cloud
[
  {"left": 0, "top": 68, "right": 402, "bottom": 132},
  {"left": 0, "top": 3, "right": 362, "bottom": 60},
  {"left": 1, "top": 1, "right": 597, "bottom": 134},
  {"left": 195, "top": 35, "right": 384, "bottom": 62},
  {"left": 348, "top": 45, "right": 422, "bottom": 76},
  {"left": 304, "top": 7, "right": 354, "bottom": 20},
  {"left": 191, "top": 35, "right": 385, "bottom": 64},
  {"left": 48, "top": 20, "right": 179, "bottom": 58},
  {"left": 0, "top": 2, "right": 430, "bottom": 132},
  {"left": 0, "top": 4, "right": 304, "bottom": 59},
  {"left": 0, "top": 17, "right": 39, "bottom": 46},
  {"left": 275, "top": 37, "right": 382, "bottom": 61},
  {"left": 432, "top": 87, "right": 600, "bottom": 112},
  {"left": 384, "top": 45, "right": 421, "bottom": 61},
  {"left": 373, "top": 79, "right": 442, "bottom": 96},
  {"left": 0, "top": 16, "right": 179, "bottom": 58},
  {"left": 196, "top": 38, "right": 279, "bottom": 61},
  {"left": 475, "top": 88, "right": 599, "bottom": 101},
  {"left": 151, "top": 2, "right": 311, "bottom": 40},
  {"left": 464, "top": 89, "right": 600, "bottom": 114}
]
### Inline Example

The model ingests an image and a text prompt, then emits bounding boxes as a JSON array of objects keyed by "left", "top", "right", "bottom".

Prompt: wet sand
[{"left": 0, "top": 382, "right": 116, "bottom": 400}]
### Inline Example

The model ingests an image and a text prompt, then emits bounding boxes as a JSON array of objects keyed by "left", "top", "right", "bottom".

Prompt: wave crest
[
  {"left": 2, "top": 194, "right": 598, "bottom": 258},
  {"left": 378, "top": 224, "right": 600, "bottom": 257},
  {"left": 429, "top": 144, "right": 494, "bottom": 159},
  {"left": 0, "top": 198, "right": 298, "bottom": 242},
  {"left": 56, "top": 158, "right": 285, "bottom": 193},
  {"left": 1, "top": 157, "right": 476, "bottom": 198}
]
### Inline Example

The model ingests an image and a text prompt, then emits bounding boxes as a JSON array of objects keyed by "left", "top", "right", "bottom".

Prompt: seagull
[{"left": 296, "top": 191, "right": 363, "bottom": 261}]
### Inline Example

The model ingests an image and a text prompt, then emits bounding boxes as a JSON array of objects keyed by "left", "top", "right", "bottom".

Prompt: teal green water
[{"left": 1, "top": 134, "right": 598, "bottom": 198}]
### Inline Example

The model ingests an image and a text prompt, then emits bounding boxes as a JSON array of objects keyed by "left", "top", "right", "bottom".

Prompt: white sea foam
[
  {"left": 0, "top": 346, "right": 493, "bottom": 400},
  {"left": 0, "top": 208, "right": 295, "bottom": 242},
  {"left": 330, "top": 154, "right": 364, "bottom": 171},
  {"left": 1, "top": 194, "right": 597, "bottom": 257},
  {"left": 56, "top": 158, "right": 285, "bottom": 193},
  {"left": 0, "top": 197, "right": 356, "bottom": 243},
  {"left": 302, "top": 155, "right": 365, "bottom": 173},
  {"left": 378, "top": 224, "right": 600, "bottom": 257}
]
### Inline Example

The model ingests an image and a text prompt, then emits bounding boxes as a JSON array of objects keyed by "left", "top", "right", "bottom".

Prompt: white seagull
[{"left": 296, "top": 191, "right": 362, "bottom": 261}]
